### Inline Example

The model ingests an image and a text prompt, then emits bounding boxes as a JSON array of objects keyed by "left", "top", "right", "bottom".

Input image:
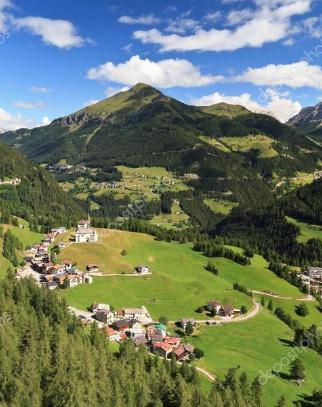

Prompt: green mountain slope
[
  {"left": 2, "top": 84, "right": 322, "bottom": 207},
  {"left": 0, "top": 142, "right": 84, "bottom": 225}
]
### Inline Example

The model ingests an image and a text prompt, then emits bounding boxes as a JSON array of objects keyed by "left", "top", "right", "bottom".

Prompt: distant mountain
[
  {"left": 199, "top": 102, "right": 250, "bottom": 118},
  {"left": 2, "top": 83, "right": 322, "bottom": 206},
  {"left": 288, "top": 102, "right": 322, "bottom": 128},
  {"left": 0, "top": 142, "right": 84, "bottom": 225}
]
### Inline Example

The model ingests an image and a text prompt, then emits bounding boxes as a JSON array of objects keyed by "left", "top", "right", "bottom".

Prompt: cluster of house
[
  {"left": 299, "top": 267, "right": 322, "bottom": 297},
  {"left": 75, "top": 219, "right": 98, "bottom": 243},
  {"left": 17, "top": 226, "right": 93, "bottom": 290},
  {"left": 82, "top": 303, "right": 195, "bottom": 361},
  {"left": 47, "top": 163, "right": 87, "bottom": 173},
  {"left": 0, "top": 177, "right": 21, "bottom": 186},
  {"left": 206, "top": 300, "right": 241, "bottom": 318}
]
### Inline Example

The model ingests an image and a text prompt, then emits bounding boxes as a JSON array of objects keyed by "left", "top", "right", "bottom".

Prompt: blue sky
[{"left": 0, "top": 0, "right": 322, "bottom": 130}]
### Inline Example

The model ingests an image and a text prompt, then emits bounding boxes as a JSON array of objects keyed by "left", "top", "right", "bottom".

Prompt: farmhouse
[
  {"left": 103, "top": 327, "right": 120, "bottom": 342},
  {"left": 207, "top": 300, "right": 222, "bottom": 314},
  {"left": 136, "top": 265, "right": 149, "bottom": 275},
  {"left": 77, "top": 219, "right": 90, "bottom": 229},
  {"left": 152, "top": 342, "right": 173, "bottom": 358},
  {"left": 87, "top": 264, "right": 99, "bottom": 273}
]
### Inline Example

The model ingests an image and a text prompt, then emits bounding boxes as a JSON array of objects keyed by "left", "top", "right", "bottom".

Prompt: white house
[
  {"left": 136, "top": 265, "right": 149, "bottom": 275},
  {"left": 75, "top": 228, "right": 98, "bottom": 243}
]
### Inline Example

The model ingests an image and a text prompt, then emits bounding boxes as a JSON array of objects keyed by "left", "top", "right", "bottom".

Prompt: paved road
[{"left": 252, "top": 291, "right": 315, "bottom": 301}]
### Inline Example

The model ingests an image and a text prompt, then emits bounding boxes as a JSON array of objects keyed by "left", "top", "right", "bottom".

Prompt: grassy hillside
[
  {"left": 191, "top": 309, "right": 322, "bottom": 406},
  {"left": 59, "top": 229, "right": 307, "bottom": 318},
  {"left": 2, "top": 84, "right": 322, "bottom": 211},
  {"left": 286, "top": 217, "right": 322, "bottom": 243}
]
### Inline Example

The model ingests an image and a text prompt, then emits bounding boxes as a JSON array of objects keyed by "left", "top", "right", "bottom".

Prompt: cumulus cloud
[
  {"left": 14, "top": 101, "right": 46, "bottom": 109},
  {"left": 14, "top": 16, "right": 86, "bottom": 49},
  {"left": 192, "top": 88, "right": 301, "bottom": 123},
  {"left": 118, "top": 14, "right": 160, "bottom": 25},
  {"left": 165, "top": 18, "right": 200, "bottom": 34},
  {"left": 87, "top": 55, "right": 223, "bottom": 88},
  {"left": 0, "top": 107, "right": 36, "bottom": 132},
  {"left": 0, "top": 0, "right": 12, "bottom": 32},
  {"left": 42, "top": 116, "right": 51, "bottom": 125},
  {"left": 236, "top": 61, "right": 322, "bottom": 89},
  {"left": 134, "top": 0, "right": 312, "bottom": 52},
  {"left": 105, "top": 86, "right": 129, "bottom": 97}
]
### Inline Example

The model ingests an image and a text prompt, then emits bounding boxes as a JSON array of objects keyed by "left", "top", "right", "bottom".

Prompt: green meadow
[
  {"left": 61, "top": 229, "right": 307, "bottom": 319},
  {"left": 286, "top": 216, "right": 322, "bottom": 243},
  {"left": 190, "top": 309, "right": 322, "bottom": 406}
]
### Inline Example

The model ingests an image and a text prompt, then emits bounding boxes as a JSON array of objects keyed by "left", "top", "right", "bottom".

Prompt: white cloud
[
  {"left": 134, "top": 0, "right": 312, "bottom": 52},
  {"left": 42, "top": 116, "right": 51, "bottom": 125},
  {"left": 14, "top": 16, "right": 86, "bottom": 49},
  {"left": 192, "top": 88, "right": 301, "bottom": 123},
  {"left": 14, "top": 101, "right": 46, "bottom": 109},
  {"left": 301, "top": 16, "right": 322, "bottom": 38},
  {"left": 0, "top": 0, "right": 12, "bottom": 33},
  {"left": 165, "top": 18, "right": 200, "bottom": 34},
  {"left": 87, "top": 55, "right": 224, "bottom": 88},
  {"left": 118, "top": 14, "right": 160, "bottom": 25},
  {"left": 0, "top": 107, "right": 36, "bottom": 132},
  {"left": 204, "top": 11, "right": 222, "bottom": 23},
  {"left": 236, "top": 61, "right": 322, "bottom": 89},
  {"left": 105, "top": 86, "right": 129, "bottom": 97},
  {"left": 30, "top": 86, "right": 51, "bottom": 93}
]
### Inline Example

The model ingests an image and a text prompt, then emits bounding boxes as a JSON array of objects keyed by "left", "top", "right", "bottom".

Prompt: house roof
[
  {"left": 153, "top": 342, "right": 173, "bottom": 353},
  {"left": 164, "top": 336, "right": 180, "bottom": 346},
  {"left": 104, "top": 327, "right": 118, "bottom": 337},
  {"left": 184, "top": 344, "right": 195, "bottom": 353},
  {"left": 87, "top": 264, "right": 98, "bottom": 268},
  {"left": 112, "top": 319, "right": 133, "bottom": 330},
  {"left": 175, "top": 346, "right": 186, "bottom": 357},
  {"left": 123, "top": 307, "right": 144, "bottom": 314},
  {"left": 208, "top": 300, "right": 222, "bottom": 306}
]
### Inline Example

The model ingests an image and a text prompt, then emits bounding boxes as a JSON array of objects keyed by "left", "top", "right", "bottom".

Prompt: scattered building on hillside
[
  {"left": 136, "top": 265, "right": 149, "bottom": 275},
  {"left": 87, "top": 264, "right": 99, "bottom": 273},
  {"left": 179, "top": 318, "right": 196, "bottom": 330}
]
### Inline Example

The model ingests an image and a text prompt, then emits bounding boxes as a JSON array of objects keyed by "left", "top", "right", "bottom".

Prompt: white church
[{"left": 75, "top": 218, "right": 98, "bottom": 243}]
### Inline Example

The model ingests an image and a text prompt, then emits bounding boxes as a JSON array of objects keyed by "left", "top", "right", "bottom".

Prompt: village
[
  {"left": 298, "top": 267, "right": 322, "bottom": 297},
  {"left": 13, "top": 217, "right": 257, "bottom": 362}
]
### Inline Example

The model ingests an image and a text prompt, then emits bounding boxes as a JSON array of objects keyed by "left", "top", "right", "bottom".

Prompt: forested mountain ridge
[
  {"left": 1, "top": 84, "right": 321, "bottom": 179},
  {"left": 0, "top": 142, "right": 84, "bottom": 226},
  {"left": 2, "top": 84, "right": 322, "bottom": 210}
]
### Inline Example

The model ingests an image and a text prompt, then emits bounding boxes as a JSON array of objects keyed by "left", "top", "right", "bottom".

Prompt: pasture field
[
  {"left": 286, "top": 216, "right": 322, "bottom": 243},
  {"left": 60, "top": 230, "right": 254, "bottom": 320},
  {"left": 3, "top": 225, "right": 44, "bottom": 248},
  {"left": 59, "top": 229, "right": 308, "bottom": 319},
  {"left": 204, "top": 198, "right": 238, "bottom": 215},
  {"left": 219, "top": 135, "right": 279, "bottom": 158},
  {"left": 256, "top": 296, "right": 322, "bottom": 329},
  {"left": 190, "top": 309, "right": 322, "bottom": 406},
  {"left": 149, "top": 202, "right": 190, "bottom": 229}
]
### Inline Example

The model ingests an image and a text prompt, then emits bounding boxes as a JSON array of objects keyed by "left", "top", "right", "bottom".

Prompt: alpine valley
[{"left": 0, "top": 85, "right": 322, "bottom": 407}]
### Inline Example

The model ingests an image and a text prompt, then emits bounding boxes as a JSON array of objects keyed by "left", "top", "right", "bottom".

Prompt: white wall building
[{"left": 75, "top": 228, "right": 98, "bottom": 243}]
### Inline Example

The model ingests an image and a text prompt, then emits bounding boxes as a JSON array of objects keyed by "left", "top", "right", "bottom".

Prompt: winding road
[{"left": 252, "top": 290, "right": 315, "bottom": 302}]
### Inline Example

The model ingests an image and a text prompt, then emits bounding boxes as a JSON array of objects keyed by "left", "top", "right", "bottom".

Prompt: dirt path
[
  {"left": 166, "top": 300, "right": 261, "bottom": 325},
  {"left": 195, "top": 367, "right": 216, "bottom": 382},
  {"left": 252, "top": 291, "right": 315, "bottom": 302}
]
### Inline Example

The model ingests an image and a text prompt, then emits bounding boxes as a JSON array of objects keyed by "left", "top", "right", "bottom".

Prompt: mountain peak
[{"left": 288, "top": 101, "right": 322, "bottom": 127}]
